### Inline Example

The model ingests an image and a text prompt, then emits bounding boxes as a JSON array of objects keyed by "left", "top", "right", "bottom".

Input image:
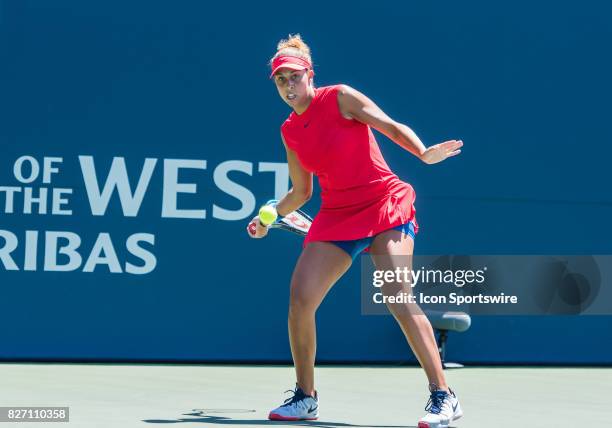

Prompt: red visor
[{"left": 270, "top": 55, "right": 312, "bottom": 78}]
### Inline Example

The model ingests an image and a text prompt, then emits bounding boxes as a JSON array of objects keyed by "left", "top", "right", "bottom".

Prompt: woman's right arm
[
  {"left": 275, "top": 132, "right": 313, "bottom": 216},
  {"left": 246, "top": 132, "right": 312, "bottom": 238}
]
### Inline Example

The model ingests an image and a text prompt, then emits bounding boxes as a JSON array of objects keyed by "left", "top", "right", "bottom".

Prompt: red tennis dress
[{"left": 281, "top": 84, "right": 418, "bottom": 247}]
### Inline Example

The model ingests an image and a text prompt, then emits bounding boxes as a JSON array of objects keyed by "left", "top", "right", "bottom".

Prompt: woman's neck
[{"left": 294, "top": 87, "right": 316, "bottom": 115}]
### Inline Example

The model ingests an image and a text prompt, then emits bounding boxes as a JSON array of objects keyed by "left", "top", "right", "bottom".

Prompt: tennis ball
[{"left": 258, "top": 205, "right": 278, "bottom": 226}]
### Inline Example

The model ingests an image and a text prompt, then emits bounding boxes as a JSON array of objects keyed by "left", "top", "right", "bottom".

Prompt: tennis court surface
[{"left": 0, "top": 363, "right": 608, "bottom": 427}]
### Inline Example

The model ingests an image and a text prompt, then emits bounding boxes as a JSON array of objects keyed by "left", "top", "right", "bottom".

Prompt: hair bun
[{"left": 277, "top": 33, "right": 311, "bottom": 57}]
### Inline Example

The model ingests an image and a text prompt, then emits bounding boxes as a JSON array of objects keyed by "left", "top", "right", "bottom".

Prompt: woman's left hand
[{"left": 420, "top": 140, "right": 463, "bottom": 164}]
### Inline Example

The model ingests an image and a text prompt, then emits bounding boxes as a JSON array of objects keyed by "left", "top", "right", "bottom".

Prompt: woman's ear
[{"left": 308, "top": 69, "right": 315, "bottom": 86}]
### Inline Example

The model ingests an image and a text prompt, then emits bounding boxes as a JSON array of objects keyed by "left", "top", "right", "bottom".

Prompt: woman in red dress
[{"left": 247, "top": 34, "right": 464, "bottom": 428}]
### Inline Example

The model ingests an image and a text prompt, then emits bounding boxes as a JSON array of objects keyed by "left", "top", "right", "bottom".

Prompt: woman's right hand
[{"left": 246, "top": 216, "right": 269, "bottom": 239}]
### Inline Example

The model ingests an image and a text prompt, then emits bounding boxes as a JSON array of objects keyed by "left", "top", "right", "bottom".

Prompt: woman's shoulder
[
  {"left": 318, "top": 83, "right": 345, "bottom": 96},
  {"left": 281, "top": 110, "right": 297, "bottom": 126},
  {"left": 319, "top": 84, "right": 360, "bottom": 110},
  {"left": 315, "top": 84, "right": 348, "bottom": 111}
]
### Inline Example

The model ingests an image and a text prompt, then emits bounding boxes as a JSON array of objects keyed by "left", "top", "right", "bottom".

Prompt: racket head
[
  {"left": 248, "top": 208, "right": 312, "bottom": 237},
  {"left": 269, "top": 209, "right": 312, "bottom": 236}
]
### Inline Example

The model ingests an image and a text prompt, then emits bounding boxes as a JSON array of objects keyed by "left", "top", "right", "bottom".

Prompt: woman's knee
[
  {"left": 385, "top": 299, "right": 425, "bottom": 319},
  {"left": 289, "top": 282, "right": 320, "bottom": 317}
]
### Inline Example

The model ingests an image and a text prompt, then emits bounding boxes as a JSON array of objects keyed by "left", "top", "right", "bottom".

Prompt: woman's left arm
[{"left": 336, "top": 84, "right": 463, "bottom": 164}]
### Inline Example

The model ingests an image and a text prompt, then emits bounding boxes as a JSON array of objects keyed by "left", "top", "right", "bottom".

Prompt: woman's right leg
[{"left": 288, "top": 241, "right": 352, "bottom": 396}]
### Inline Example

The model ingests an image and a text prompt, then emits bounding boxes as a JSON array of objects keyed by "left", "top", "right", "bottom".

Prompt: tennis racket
[{"left": 248, "top": 208, "right": 313, "bottom": 237}]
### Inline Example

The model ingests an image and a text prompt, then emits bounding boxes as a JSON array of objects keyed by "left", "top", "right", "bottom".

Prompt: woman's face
[{"left": 273, "top": 68, "right": 314, "bottom": 107}]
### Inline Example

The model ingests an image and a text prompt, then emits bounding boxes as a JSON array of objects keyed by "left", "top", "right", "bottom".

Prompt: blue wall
[{"left": 1, "top": 0, "right": 611, "bottom": 364}]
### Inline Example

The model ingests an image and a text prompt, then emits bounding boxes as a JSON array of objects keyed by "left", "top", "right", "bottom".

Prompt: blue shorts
[{"left": 329, "top": 220, "right": 416, "bottom": 260}]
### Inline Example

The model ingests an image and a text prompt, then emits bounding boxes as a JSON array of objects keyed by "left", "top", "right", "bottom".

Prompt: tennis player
[{"left": 247, "top": 34, "right": 464, "bottom": 428}]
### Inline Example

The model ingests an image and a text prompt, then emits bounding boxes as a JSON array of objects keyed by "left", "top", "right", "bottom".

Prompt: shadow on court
[{"left": 143, "top": 410, "right": 415, "bottom": 427}]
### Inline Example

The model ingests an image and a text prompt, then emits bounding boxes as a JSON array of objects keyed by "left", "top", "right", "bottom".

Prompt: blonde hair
[{"left": 270, "top": 33, "right": 313, "bottom": 67}]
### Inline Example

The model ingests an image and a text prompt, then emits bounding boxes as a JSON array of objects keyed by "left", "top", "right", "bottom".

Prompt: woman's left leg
[
  {"left": 370, "top": 229, "right": 463, "bottom": 428},
  {"left": 369, "top": 228, "right": 447, "bottom": 390}
]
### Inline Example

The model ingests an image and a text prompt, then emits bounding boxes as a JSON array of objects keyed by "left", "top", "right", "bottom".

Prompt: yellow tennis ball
[{"left": 258, "top": 205, "right": 278, "bottom": 226}]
